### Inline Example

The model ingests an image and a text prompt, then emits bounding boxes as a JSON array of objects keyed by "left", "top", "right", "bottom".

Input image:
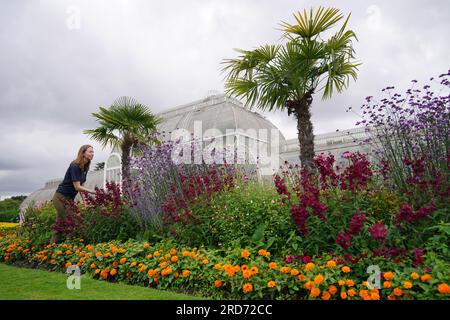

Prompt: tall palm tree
[
  {"left": 84, "top": 96, "right": 162, "bottom": 189},
  {"left": 223, "top": 7, "right": 360, "bottom": 171}
]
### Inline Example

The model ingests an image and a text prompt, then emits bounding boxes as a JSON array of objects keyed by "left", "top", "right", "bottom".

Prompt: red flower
[{"left": 336, "top": 230, "right": 352, "bottom": 250}]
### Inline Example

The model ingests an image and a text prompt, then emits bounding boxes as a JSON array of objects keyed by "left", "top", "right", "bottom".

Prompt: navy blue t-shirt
[{"left": 56, "top": 163, "right": 87, "bottom": 200}]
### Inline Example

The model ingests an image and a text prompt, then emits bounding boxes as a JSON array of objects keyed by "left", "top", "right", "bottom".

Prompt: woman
[{"left": 51, "top": 144, "right": 96, "bottom": 243}]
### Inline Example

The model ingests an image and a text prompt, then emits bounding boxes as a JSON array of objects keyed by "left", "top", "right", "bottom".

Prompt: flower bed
[{"left": 0, "top": 234, "right": 448, "bottom": 300}]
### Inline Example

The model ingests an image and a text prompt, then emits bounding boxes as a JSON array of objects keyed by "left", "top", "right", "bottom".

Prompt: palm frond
[{"left": 280, "top": 7, "right": 343, "bottom": 39}]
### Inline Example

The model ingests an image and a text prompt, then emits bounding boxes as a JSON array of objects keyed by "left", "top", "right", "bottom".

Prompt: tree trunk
[
  {"left": 121, "top": 140, "right": 132, "bottom": 194},
  {"left": 288, "top": 91, "right": 315, "bottom": 172}
]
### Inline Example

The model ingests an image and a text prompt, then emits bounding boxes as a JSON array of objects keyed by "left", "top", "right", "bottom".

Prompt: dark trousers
[{"left": 51, "top": 192, "right": 75, "bottom": 243}]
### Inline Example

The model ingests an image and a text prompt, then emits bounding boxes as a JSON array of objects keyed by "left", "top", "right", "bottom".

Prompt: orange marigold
[
  {"left": 267, "top": 281, "right": 276, "bottom": 288},
  {"left": 215, "top": 280, "right": 222, "bottom": 288},
  {"left": 242, "top": 282, "right": 253, "bottom": 292},
  {"left": 410, "top": 272, "right": 419, "bottom": 280},
  {"left": 340, "top": 292, "right": 347, "bottom": 299},
  {"left": 243, "top": 270, "right": 252, "bottom": 279},
  {"left": 170, "top": 249, "right": 177, "bottom": 255},
  {"left": 250, "top": 266, "right": 259, "bottom": 275},
  {"left": 310, "top": 287, "right": 321, "bottom": 297},
  {"left": 348, "top": 289, "right": 356, "bottom": 297},
  {"left": 314, "top": 275, "right": 324, "bottom": 285},
  {"left": 143, "top": 243, "right": 150, "bottom": 248},
  {"left": 338, "top": 280, "right": 345, "bottom": 286},
  {"left": 110, "top": 268, "right": 117, "bottom": 276},
  {"left": 383, "top": 281, "right": 392, "bottom": 289},
  {"left": 383, "top": 271, "right": 394, "bottom": 280},
  {"left": 321, "top": 292, "right": 331, "bottom": 300},
  {"left": 290, "top": 269, "right": 299, "bottom": 276},
  {"left": 421, "top": 274, "right": 432, "bottom": 282},
  {"left": 328, "top": 285, "right": 338, "bottom": 295},
  {"left": 404, "top": 281, "right": 413, "bottom": 289},
  {"left": 269, "top": 262, "right": 277, "bottom": 269},
  {"left": 182, "top": 270, "right": 190, "bottom": 277},
  {"left": 304, "top": 263, "right": 315, "bottom": 271},
  {"left": 341, "top": 266, "right": 350, "bottom": 273},
  {"left": 241, "top": 250, "right": 251, "bottom": 258},
  {"left": 147, "top": 269, "right": 157, "bottom": 277},
  {"left": 393, "top": 288, "right": 403, "bottom": 296},
  {"left": 346, "top": 279, "right": 354, "bottom": 287},
  {"left": 65, "top": 262, "right": 72, "bottom": 268},
  {"left": 280, "top": 267, "right": 291, "bottom": 274},
  {"left": 258, "top": 249, "right": 267, "bottom": 256},
  {"left": 171, "top": 256, "right": 179, "bottom": 263},
  {"left": 437, "top": 283, "right": 450, "bottom": 295},
  {"left": 326, "top": 260, "right": 337, "bottom": 268},
  {"left": 120, "top": 258, "right": 126, "bottom": 264}
]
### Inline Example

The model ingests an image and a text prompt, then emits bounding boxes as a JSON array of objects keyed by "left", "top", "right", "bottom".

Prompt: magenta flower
[
  {"left": 336, "top": 230, "right": 352, "bottom": 250},
  {"left": 369, "top": 222, "right": 388, "bottom": 241}
]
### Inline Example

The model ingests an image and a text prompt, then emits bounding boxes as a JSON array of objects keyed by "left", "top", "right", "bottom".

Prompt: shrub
[
  {"left": 0, "top": 209, "right": 20, "bottom": 222},
  {"left": 17, "top": 202, "right": 56, "bottom": 247}
]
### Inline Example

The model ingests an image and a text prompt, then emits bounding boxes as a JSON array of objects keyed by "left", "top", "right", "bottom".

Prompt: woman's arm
[{"left": 73, "top": 181, "right": 96, "bottom": 194}]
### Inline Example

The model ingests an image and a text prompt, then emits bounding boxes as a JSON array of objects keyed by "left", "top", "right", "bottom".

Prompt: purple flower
[
  {"left": 336, "top": 230, "right": 352, "bottom": 250},
  {"left": 348, "top": 212, "right": 366, "bottom": 235}
]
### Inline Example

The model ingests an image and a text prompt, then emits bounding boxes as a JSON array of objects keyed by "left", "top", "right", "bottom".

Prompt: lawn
[{"left": 0, "top": 263, "right": 205, "bottom": 300}]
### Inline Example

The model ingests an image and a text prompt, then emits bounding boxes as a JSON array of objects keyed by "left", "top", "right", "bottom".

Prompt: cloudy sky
[{"left": 0, "top": 0, "right": 449, "bottom": 199}]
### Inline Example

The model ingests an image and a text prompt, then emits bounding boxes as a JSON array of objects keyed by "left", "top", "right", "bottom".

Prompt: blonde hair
[{"left": 71, "top": 144, "right": 93, "bottom": 173}]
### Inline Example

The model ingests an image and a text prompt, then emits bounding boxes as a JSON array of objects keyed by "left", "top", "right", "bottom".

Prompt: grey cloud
[{"left": 0, "top": 0, "right": 449, "bottom": 198}]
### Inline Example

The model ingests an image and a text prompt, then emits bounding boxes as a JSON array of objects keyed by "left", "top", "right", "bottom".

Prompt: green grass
[{"left": 0, "top": 263, "right": 205, "bottom": 300}]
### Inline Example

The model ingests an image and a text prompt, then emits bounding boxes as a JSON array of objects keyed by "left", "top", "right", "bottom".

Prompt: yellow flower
[
  {"left": 404, "top": 281, "right": 413, "bottom": 289},
  {"left": 267, "top": 281, "right": 276, "bottom": 288},
  {"left": 341, "top": 266, "right": 350, "bottom": 273},
  {"left": 241, "top": 249, "right": 251, "bottom": 258},
  {"left": 326, "top": 260, "right": 336, "bottom": 268},
  {"left": 242, "top": 282, "right": 253, "bottom": 292}
]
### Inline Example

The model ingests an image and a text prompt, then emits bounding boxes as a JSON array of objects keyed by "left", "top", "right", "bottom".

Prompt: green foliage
[
  {"left": 0, "top": 196, "right": 26, "bottom": 222},
  {"left": 81, "top": 206, "right": 142, "bottom": 243},
  {"left": 0, "top": 209, "right": 19, "bottom": 222},
  {"left": 169, "top": 182, "right": 298, "bottom": 254},
  {"left": 17, "top": 202, "right": 56, "bottom": 247}
]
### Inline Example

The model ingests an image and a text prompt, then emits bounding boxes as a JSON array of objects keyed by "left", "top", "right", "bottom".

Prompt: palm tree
[
  {"left": 84, "top": 96, "right": 162, "bottom": 189},
  {"left": 222, "top": 7, "right": 360, "bottom": 171}
]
